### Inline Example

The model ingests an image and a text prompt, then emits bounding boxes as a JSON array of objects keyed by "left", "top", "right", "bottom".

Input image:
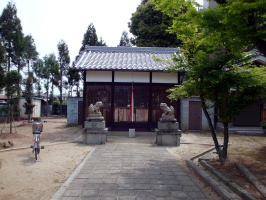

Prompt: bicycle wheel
[{"left": 34, "top": 148, "right": 38, "bottom": 161}]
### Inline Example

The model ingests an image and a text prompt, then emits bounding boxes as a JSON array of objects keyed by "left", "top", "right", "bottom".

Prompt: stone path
[{"left": 57, "top": 143, "right": 208, "bottom": 200}]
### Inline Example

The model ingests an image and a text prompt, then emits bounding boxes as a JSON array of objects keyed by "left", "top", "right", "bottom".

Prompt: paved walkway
[{"left": 56, "top": 143, "right": 207, "bottom": 200}]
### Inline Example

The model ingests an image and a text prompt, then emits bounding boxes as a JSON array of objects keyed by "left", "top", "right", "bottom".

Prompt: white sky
[{"left": 0, "top": 0, "right": 203, "bottom": 63}]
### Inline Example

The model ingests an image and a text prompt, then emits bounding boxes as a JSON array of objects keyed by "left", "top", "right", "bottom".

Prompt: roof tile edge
[{"left": 84, "top": 46, "right": 178, "bottom": 54}]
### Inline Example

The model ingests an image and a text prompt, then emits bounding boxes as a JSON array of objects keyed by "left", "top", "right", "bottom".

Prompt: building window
[{"left": 114, "top": 85, "right": 149, "bottom": 122}]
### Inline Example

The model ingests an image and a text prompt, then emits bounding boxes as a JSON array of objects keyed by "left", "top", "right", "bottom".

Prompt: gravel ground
[{"left": 0, "top": 119, "right": 265, "bottom": 200}]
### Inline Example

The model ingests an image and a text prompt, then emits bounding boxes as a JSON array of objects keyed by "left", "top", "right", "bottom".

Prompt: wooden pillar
[
  {"left": 110, "top": 71, "right": 115, "bottom": 130},
  {"left": 177, "top": 72, "right": 182, "bottom": 129},
  {"left": 148, "top": 72, "right": 152, "bottom": 130},
  {"left": 82, "top": 70, "right": 86, "bottom": 128}
]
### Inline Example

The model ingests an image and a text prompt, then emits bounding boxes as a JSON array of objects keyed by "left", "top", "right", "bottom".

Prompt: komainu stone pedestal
[
  {"left": 84, "top": 128, "right": 108, "bottom": 145},
  {"left": 156, "top": 127, "right": 181, "bottom": 146},
  {"left": 84, "top": 118, "right": 108, "bottom": 145},
  {"left": 155, "top": 103, "right": 182, "bottom": 146},
  {"left": 83, "top": 101, "right": 108, "bottom": 145}
]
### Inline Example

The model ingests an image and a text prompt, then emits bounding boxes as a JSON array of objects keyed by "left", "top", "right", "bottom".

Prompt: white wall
[
  {"left": 114, "top": 71, "right": 149, "bottom": 83},
  {"left": 152, "top": 72, "right": 178, "bottom": 84},
  {"left": 85, "top": 71, "right": 179, "bottom": 84},
  {"left": 180, "top": 97, "right": 214, "bottom": 131},
  {"left": 19, "top": 99, "right": 41, "bottom": 119},
  {"left": 86, "top": 71, "right": 112, "bottom": 82}
]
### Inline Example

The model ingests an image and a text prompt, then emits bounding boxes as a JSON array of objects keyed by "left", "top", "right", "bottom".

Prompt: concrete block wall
[
  {"left": 180, "top": 97, "right": 214, "bottom": 131},
  {"left": 67, "top": 97, "right": 83, "bottom": 125}
]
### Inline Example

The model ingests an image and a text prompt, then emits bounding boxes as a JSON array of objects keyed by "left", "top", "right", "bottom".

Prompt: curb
[
  {"left": 50, "top": 147, "right": 96, "bottom": 200},
  {"left": 200, "top": 160, "right": 257, "bottom": 200},
  {"left": 186, "top": 160, "right": 240, "bottom": 200},
  {"left": 236, "top": 162, "right": 266, "bottom": 198}
]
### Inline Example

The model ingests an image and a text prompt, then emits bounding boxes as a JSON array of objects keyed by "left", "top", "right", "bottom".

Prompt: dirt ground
[
  {"left": 0, "top": 120, "right": 265, "bottom": 200},
  {"left": 169, "top": 132, "right": 266, "bottom": 200},
  {"left": 0, "top": 118, "right": 91, "bottom": 200}
]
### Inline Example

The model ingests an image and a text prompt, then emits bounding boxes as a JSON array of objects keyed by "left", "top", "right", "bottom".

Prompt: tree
[
  {"left": 0, "top": 40, "right": 6, "bottom": 67},
  {"left": 49, "top": 58, "right": 60, "bottom": 104},
  {"left": 24, "top": 35, "right": 38, "bottom": 73},
  {"left": 79, "top": 23, "right": 106, "bottom": 52},
  {"left": 118, "top": 31, "right": 131, "bottom": 47},
  {"left": 33, "top": 59, "right": 44, "bottom": 97},
  {"left": 66, "top": 67, "right": 80, "bottom": 97},
  {"left": 97, "top": 37, "right": 106, "bottom": 46},
  {"left": 211, "top": 0, "right": 266, "bottom": 56},
  {"left": 23, "top": 72, "right": 34, "bottom": 121},
  {"left": 57, "top": 40, "right": 70, "bottom": 115},
  {"left": 5, "top": 70, "right": 22, "bottom": 133},
  {"left": 42, "top": 54, "right": 58, "bottom": 116},
  {"left": 0, "top": 2, "right": 23, "bottom": 71},
  {"left": 154, "top": 0, "right": 266, "bottom": 162},
  {"left": 129, "top": 0, "right": 180, "bottom": 47}
]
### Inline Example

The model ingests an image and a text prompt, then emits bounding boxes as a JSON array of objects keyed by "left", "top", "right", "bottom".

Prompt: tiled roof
[{"left": 74, "top": 46, "right": 178, "bottom": 71}]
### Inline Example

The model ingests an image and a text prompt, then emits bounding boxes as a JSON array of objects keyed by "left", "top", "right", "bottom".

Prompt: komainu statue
[
  {"left": 160, "top": 103, "right": 176, "bottom": 121},
  {"left": 88, "top": 101, "right": 103, "bottom": 117}
]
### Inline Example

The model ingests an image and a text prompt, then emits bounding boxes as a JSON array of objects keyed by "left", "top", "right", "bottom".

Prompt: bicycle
[
  {"left": 32, "top": 133, "right": 42, "bottom": 160},
  {"left": 31, "top": 120, "right": 44, "bottom": 161}
]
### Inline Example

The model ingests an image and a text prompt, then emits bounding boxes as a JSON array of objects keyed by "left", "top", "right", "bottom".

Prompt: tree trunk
[
  {"left": 76, "top": 84, "right": 80, "bottom": 97},
  {"left": 200, "top": 96, "right": 223, "bottom": 161},
  {"left": 9, "top": 103, "right": 13, "bottom": 134},
  {"left": 51, "top": 83, "right": 54, "bottom": 105},
  {"left": 27, "top": 60, "right": 30, "bottom": 74},
  {"left": 37, "top": 81, "right": 41, "bottom": 97},
  {"left": 46, "top": 94, "right": 49, "bottom": 117},
  {"left": 60, "top": 72, "right": 63, "bottom": 116},
  {"left": 7, "top": 42, "right": 11, "bottom": 72},
  {"left": 28, "top": 112, "right": 31, "bottom": 122},
  {"left": 222, "top": 122, "right": 229, "bottom": 162},
  {"left": 46, "top": 81, "right": 49, "bottom": 117},
  {"left": 255, "top": 39, "right": 266, "bottom": 57}
]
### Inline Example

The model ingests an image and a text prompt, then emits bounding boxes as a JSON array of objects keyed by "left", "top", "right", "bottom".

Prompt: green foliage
[
  {"left": 154, "top": 0, "right": 266, "bottom": 161},
  {"left": 66, "top": 67, "right": 80, "bottom": 96},
  {"left": 155, "top": 0, "right": 266, "bottom": 123},
  {"left": 80, "top": 23, "right": 106, "bottom": 52},
  {"left": 58, "top": 40, "right": 70, "bottom": 69},
  {"left": 24, "top": 35, "right": 38, "bottom": 65},
  {"left": 4, "top": 70, "right": 22, "bottom": 100},
  {"left": 42, "top": 54, "right": 59, "bottom": 99},
  {"left": 0, "top": 2, "right": 23, "bottom": 71},
  {"left": 23, "top": 72, "right": 35, "bottom": 117},
  {"left": 0, "top": 66, "right": 5, "bottom": 89},
  {"left": 207, "top": 0, "right": 266, "bottom": 55},
  {"left": 33, "top": 59, "right": 44, "bottom": 96},
  {"left": 118, "top": 31, "right": 131, "bottom": 47},
  {"left": 97, "top": 37, "right": 106, "bottom": 46},
  {"left": 129, "top": 0, "right": 180, "bottom": 47},
  {"left": 0, "top": 40, "right": 5, "bottom": 65},
  {"left": 57, "top": 40, "right": 70, "bottom": 108}
]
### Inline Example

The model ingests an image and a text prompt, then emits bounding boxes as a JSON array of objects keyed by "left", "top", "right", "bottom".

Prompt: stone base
[
  {"left": 84, "top": 133, "right": 107, "bottom": 145},
  {"left": 84, "top": 120, "right": 105, "bottom": 130},
  {"left": 156, "top": 131, "right": 181, "bottom": 146},
  {"left": 158, "top": 121, "right": 179, "bottom": 131},
  {"left": 84, "top": 128, "right": 108, "bottom": 145}
]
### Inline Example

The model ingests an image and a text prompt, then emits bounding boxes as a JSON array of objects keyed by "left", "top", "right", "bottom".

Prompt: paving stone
[
  {"left": 117, "top": 196, "right": 136, "bottom": 200},
  {"left": 60, "top": 197, "right": 81, "bottom": 200},
  {"left": 171, "top": 191, "right": 191, "bottom": 199},
  {"left": 62, "top": 189, "right": 82, "bottom": 197},
  {"left": 54, "top": 143, "right": 207, "bottom": 200},
  {"left": 81, "top": 189, "right": 99, "bottom": 197}
]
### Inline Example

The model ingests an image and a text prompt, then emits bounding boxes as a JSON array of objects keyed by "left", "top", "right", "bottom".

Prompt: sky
[{"left": 0, "top": 0, "right": 203, "bottom": 63}]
